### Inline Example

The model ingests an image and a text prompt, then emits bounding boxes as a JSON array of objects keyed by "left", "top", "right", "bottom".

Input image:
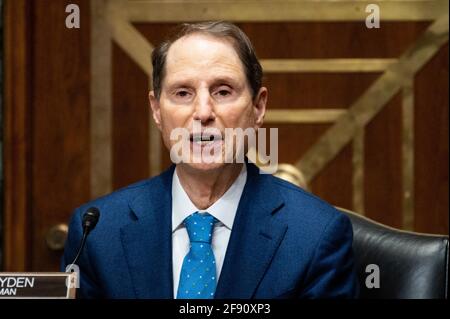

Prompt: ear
[
  {"left": 253, "top": 87, "right": 268, "bottom": 129},
  {"left": 149, "top": 91, "right": 162, "bottom": 131}
]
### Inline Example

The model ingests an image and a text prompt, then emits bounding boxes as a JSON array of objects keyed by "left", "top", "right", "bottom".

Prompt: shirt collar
[{"left": 171, "top": 164, "right": 247, "bottom": 232}]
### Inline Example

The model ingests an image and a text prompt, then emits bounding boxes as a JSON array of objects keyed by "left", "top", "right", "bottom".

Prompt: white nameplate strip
[{"left": 0, "top": 272, "right": 77, "bottom": 299}]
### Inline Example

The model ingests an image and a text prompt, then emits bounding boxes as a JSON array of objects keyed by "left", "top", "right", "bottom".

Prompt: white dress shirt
[{"left": 171, "top": 164, "right": 247, "bottom": 298}]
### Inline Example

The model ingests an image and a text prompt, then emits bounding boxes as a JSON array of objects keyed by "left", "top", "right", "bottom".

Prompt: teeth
[{"left": 191, "top": 135, "right": 220, "bottom": 142}]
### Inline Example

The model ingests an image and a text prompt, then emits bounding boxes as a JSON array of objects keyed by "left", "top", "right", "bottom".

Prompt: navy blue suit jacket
[{"left": 62, "top": 162, "right": 358, "bottom": 298}]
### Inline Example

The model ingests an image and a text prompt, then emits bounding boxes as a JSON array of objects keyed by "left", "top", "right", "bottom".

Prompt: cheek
[
  {"left": 160, "top": 105, "right": 191, "bottom": 128},
  {"left": 218, "top": 101, "right": 255, "bottom": 128}
]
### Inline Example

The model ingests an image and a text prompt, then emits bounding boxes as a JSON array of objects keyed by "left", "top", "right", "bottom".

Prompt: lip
[
  {"left": 189, "top": 139, "right": 224, "bottom": 147},
  {"left": 189, "top": 132, "right": 223, "bottom": 143},
  {"left": 189, "top": 135, "right": 224, "bottom": 150}
]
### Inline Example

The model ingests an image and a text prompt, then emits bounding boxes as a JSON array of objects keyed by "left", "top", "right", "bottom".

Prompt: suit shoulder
[
  {"left": 269, "top": 175, "right": 346, "bottom": 224},
  {"left": 267, "top": 176, "right": 352, "bottom": 253},
  {"left": 271, "top": 175, "right": 332, "bottom": 208},
  {"left": 72, "top": 168, "right": 172, "bottom": 220},
  {"left": 78, "top": 178, "right": 150, "bottom": 209}
]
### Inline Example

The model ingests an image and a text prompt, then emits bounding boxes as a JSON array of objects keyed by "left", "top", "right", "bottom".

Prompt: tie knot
[{"left": 184, "top": 212, "right": 216, "bottom": 244}]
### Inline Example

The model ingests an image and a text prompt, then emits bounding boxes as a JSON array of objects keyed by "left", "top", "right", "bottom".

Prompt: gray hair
[{"left": 151, "top": 21, "right": 263, "bottom": 100}]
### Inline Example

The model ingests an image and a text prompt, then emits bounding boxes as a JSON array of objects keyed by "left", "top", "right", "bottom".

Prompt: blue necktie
[{"left": 177, "top": 212, "right": 217, "bottom": 299}]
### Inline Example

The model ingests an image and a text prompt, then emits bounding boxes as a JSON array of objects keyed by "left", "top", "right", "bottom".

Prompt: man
[{"left": 62, "top": 21, "right": 358, "bottom": 298}]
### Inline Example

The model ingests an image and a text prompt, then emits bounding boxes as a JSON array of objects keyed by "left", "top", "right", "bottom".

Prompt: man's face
[{"left": 149, "top": 33, "right": 267, "bottom": 172}]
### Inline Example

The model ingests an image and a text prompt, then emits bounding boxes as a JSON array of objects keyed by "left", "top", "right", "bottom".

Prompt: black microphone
[
  {"left": 67, "top": 207, "right": 100, "bottom": 271},
  {"left": 82, "top": 207, "right": 100, "bottom": 235}
]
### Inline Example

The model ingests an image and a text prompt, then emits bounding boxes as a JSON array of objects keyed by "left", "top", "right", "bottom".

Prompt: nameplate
[{"left": 0, "top": 272, "right": 77, "bottom": 299}]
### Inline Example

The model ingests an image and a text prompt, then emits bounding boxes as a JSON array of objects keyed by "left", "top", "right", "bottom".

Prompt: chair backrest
[{"left": 337, "top": 207, "right": 449, "bottom": 299}]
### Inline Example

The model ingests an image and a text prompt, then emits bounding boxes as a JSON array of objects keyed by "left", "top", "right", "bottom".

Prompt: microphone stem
[{"left": 67, "top": 226, "right": 89, "bottom": 272}]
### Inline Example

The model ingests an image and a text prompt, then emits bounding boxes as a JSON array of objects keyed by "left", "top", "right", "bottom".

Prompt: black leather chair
[{"left": 337, "top": 207, "right": 449, "bottom": 299}]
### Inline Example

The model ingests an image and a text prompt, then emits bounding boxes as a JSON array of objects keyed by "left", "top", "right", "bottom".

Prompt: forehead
[{"left": 164, "top": 33, "right": 246, "bottom": 83}]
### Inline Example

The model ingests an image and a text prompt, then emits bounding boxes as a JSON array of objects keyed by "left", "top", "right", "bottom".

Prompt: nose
[{"left": 193, "top": 90, "right": 216, "bottom": 124}]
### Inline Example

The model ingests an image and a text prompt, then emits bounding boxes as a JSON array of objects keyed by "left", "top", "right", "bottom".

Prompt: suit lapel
[
  {"left": 120, "top": 166, "right": 175, "bottom": 299},
  {"left": 215, "top": 162, "right": 287, "bottom": 299},
  {"left": 118, "top": 162, "right": 286, "bottom": 299}
]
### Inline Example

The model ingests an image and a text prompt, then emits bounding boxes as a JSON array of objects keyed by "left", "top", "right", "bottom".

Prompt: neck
[{"left": 176, "top": 163, "right": 243, "bottom": 210}]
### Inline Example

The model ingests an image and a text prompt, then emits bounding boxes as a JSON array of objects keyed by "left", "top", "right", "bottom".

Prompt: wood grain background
[{"left": 3, "top": 0, "right": 448, "bottom": 271}]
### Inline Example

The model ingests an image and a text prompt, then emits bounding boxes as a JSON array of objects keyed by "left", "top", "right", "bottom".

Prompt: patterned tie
[{"left": 177, "top": 212, "right": 217, "bottom": 299}]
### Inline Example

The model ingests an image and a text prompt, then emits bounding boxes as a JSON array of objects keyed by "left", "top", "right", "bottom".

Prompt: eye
[
  {"left": 175, "top": 90, "right": 190, "bottom": 97},
  {"left": 213, "top": 85, "right": 233, "bottom": 98},
  {"left": 217, "top": 89, "right": 231, "bottom": 96}
]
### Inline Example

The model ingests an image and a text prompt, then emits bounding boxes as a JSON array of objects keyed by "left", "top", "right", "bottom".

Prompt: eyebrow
[
  {"left": 212, "top": 77, "right": 239, "bottom": 86},
  {"left": 166, "top": 76, "right": 240, "bottom": 89}
]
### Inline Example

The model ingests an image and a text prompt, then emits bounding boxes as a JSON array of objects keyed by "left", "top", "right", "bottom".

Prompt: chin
[{"left": 182, "top": 160, "right": 227, "bottom": 173}]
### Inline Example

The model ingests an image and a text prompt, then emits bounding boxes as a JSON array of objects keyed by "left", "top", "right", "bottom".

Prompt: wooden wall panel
[
  {"left": 3, "top": 2, "right": 448, "bottom": 272},
  {"left": 262, "top": 73, "right": 380, "bottom": 109},
  {"left": 133, "top": 21, "right": 448, "bottom": 233},
  {"left": 270, "top": 123, "right": 329, "bottom": 164},
  {"left": 312, "top": 143, "right": 353, "bottom": 210},
  {"left": 3, "top": 0, "right": 32, "bottom": 271},
  {"left": 414, "top": 44, "right": 449, "bottom": 234},
  {"left": 364, "top": 93, "right": 403, "bottom": 228},
  {"left": 31, "top": 0, "right": 91, "bottom": 271},
  {"left": 132, "top": 23, "right": 177, "bottom": 172},
  {"left": 133, "top": 23, "right": 177, "bottom": 47},
  {"left": 236, "top": 22, "right": 430, "bottom": 58},
  {"left": 112, "top": 43, "right": 149, "bottom": 190}
]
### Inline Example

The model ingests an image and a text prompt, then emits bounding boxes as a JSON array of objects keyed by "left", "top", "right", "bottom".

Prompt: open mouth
[{"left": 189, "top": 133, "right": 223, "bottom": 145}]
